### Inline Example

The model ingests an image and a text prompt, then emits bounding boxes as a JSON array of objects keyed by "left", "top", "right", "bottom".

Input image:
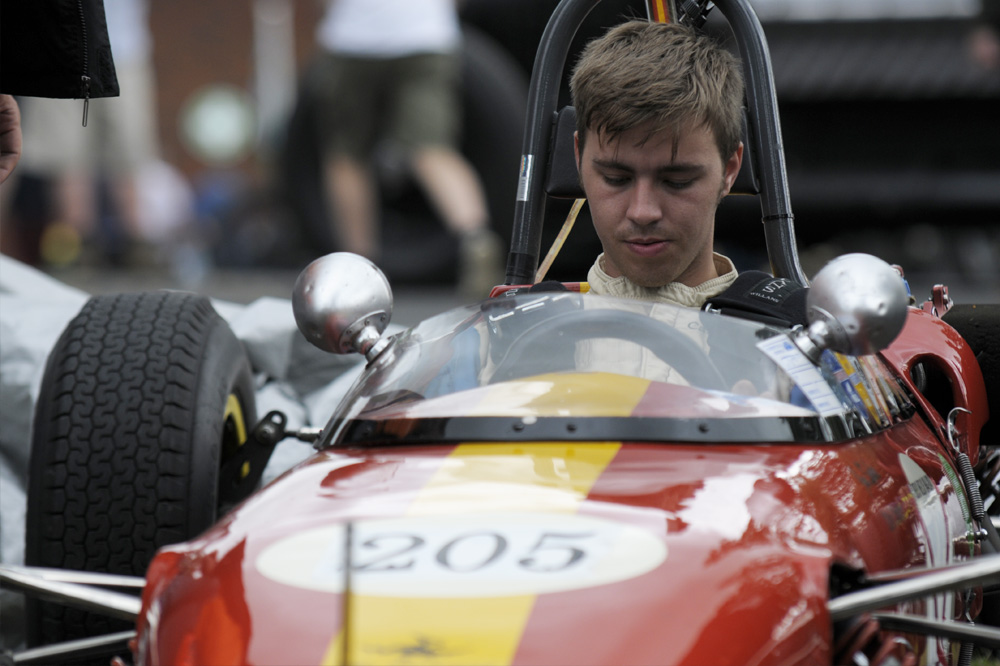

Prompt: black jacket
[{"left": 1, "top": 0, "right": 119, "bottom": 99}]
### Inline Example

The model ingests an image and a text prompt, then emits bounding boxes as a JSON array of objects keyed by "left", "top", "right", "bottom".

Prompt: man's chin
[
  {"left": 622, "top": 269, "right": 679, "bottom": 289},
  {"left": 602, "top": 252, "right": 682, "bottom": 288}
]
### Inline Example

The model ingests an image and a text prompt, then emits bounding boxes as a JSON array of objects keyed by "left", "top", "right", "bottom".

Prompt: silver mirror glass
[
  {"left": 799, "top": 253, "right": 909, "bottom": 359},
  {"left": 292, "top": 253, "right": 393, "bottom": 361}
]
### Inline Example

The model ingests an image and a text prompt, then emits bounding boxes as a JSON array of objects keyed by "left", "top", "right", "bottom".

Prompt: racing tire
[
  {"left": 944, "top": 304, "right": 1000, "bottom": 631},
  {"left": 942, "top": 304, "right": 999, "bottom": 447},
  {"left": 24, "top": 291, "right": 256, "bottom": 650}
]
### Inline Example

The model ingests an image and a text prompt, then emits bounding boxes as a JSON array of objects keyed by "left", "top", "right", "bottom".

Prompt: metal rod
[
  {"left": 828, "top": 555, "right": 1000, "bottom": 621},
  {"left": 5, "top": 565, "right": 145, "bottom": 589},
  {"left": 0, "top": 564, "right": 142, "bottom": 622},
  {"left": 291, "top": 426, "right": 324, "bottom": 443},
  {"left": 863, "top": 559, "right": 997, "bottom": 585},
  {"left": 341, "top": 521, "right": 354, "bottom": 666},
  {"left": 12, "top": 631, "right": 134, "bottom": 665},
  {"left": 871, "top": 612, "right": 1000, "bottom": 649}
]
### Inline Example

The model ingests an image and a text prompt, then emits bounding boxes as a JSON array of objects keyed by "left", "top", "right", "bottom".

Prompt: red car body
[{"left": 134, "top": 305, "right": 989, "bottom": 666}]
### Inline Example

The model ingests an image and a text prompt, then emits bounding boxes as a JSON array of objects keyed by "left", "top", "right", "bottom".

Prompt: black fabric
[
  {"left": 545, "top": 107, "right": 583, "bottom": 199},
  {"left": 704, "top": 270, "right": 808, "bottom": 328},
  {"left": 1, "top": 0, "right": 119, "bottom": 98}
]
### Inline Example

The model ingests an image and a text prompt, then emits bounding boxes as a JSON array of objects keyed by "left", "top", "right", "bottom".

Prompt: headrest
[{"left": 544, "top": 106, "right": 759, "bottom": 199}]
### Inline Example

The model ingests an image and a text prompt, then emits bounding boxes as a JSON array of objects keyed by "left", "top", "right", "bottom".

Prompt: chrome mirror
[
  {"left": 292, "top": 253, "right": 393, "bottom": 362},
  {"left": 794, "top": 253, "right": 909, "bottom": 361}
]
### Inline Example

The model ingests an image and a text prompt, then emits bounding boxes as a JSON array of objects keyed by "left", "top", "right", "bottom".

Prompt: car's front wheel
[{"left": 24, "top": 291, "right": 256, "bottom": 649}]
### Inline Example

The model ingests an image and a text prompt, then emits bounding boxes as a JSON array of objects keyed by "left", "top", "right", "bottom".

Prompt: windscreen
[{"left": 321, "top": 293, "right": 909, "bottom": 445}]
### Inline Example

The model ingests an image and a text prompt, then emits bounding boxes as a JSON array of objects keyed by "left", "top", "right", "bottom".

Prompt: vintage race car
[{"left": 3, "top": 0, "right": 1000, "bottom": 665}]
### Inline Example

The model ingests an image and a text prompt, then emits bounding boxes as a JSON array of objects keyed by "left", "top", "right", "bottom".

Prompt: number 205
[{"left": 341, "top": 529, "right": 599, "bottom": 574}]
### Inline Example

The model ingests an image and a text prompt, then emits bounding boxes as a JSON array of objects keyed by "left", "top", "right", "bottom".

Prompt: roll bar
[{"left": 503, "top": 0, "right": 807, "bottom": 286}]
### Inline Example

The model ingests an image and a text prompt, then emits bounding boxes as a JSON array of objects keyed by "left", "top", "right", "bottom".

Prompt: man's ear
[
  {"left": 573, "top": 131, "right": 581, "bottom": 171},
  {"left": 721, "top": 142, "right": 744, "bottom": 196}
]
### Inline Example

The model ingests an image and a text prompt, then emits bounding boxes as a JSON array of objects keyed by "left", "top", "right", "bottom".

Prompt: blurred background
[{"left": 1, "top": 0, "right": 998, "bottom": 312}]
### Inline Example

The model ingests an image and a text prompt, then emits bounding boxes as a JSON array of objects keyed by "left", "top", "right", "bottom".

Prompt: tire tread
[{"left": 26, "top": 292, "right": 226, "bottom": 645}]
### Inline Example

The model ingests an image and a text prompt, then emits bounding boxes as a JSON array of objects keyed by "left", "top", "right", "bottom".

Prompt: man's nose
[{"left": 626, "top": 180, "right": 661, "bottom": 226}]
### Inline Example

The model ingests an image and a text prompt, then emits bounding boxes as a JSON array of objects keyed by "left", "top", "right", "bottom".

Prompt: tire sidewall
[{"left": 188, "top": 318, "right": 256, "bottom": 532}]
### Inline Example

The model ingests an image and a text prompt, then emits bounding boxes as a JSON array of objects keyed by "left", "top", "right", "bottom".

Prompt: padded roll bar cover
[
  {"left": 544, "top": 107, "right": 584, "bottom": 198},
  {"left": 544, "top": 106, "right": 760, "bottom": 199}
]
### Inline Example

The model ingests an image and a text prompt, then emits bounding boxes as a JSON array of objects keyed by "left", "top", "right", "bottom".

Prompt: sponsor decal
[
  {"left": 757, "top": 336, "right": 843, "bottom": 416},
  {"left": 936, "top": 453, "right": 976, "bottom": 558},
  {"left": 898, "top": 454, "right": 949, "bottom": 567}
]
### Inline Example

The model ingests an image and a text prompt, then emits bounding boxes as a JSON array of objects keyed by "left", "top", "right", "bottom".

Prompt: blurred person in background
[
  {"left": 311, "top": 0, "right": 503, "bottom": 297},
  {"left": 8, "top": 0, "right": 160, "bottom": 268}
]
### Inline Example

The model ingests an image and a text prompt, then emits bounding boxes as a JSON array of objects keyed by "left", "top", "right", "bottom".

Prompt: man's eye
[
  {"left": 601, "top": 174, "right": 629, "bottom": 186},
  {"left": 664, "top": 179, "right": 694, "bottom": 190}
]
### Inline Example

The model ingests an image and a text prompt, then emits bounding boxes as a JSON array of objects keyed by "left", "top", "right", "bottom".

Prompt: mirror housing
[
  {"left": 292, "top": 253, "right": 394, "bottom": 362},
  {"left": 794, "top": 253, "right": 909, "bottom": 361}
]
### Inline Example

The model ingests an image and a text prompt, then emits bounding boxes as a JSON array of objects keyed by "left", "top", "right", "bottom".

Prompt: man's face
[{"left": 576, "top": 121, "right": 742, "bottom": 288}]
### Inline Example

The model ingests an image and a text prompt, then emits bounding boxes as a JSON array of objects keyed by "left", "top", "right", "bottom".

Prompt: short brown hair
[{"left": 570, "top": 20, "right": 744, "bottom": 161}]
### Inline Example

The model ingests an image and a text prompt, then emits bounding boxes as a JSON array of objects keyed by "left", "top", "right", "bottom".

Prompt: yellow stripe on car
[
  {"left": 451, "top": 372, "right": 652, "bottom": 419},
  {"left": 322, "top": 443, "right": 622, "bottom": 665}
]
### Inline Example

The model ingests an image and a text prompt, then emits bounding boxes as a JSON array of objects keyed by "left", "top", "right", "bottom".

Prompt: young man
[{"left": 571, "top": 20, "right": 745, "bottom": 307}]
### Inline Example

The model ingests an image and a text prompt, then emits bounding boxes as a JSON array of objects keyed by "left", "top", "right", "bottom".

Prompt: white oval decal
[
  {"left": 898, "top": 452, "right": 954, "bottom": 664},
  {"left": 256, "top": 513, "right": 667, "bottom": 597}
]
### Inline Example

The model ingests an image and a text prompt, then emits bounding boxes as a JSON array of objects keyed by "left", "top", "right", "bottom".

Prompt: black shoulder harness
[{"left": 703, "top": 270, "right": 809, "bottom": 328}]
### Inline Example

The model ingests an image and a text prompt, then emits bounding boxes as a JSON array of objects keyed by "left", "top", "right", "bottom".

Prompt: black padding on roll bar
[{"left": 545, "top": 107, "right": 583, "bottom": 199}]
